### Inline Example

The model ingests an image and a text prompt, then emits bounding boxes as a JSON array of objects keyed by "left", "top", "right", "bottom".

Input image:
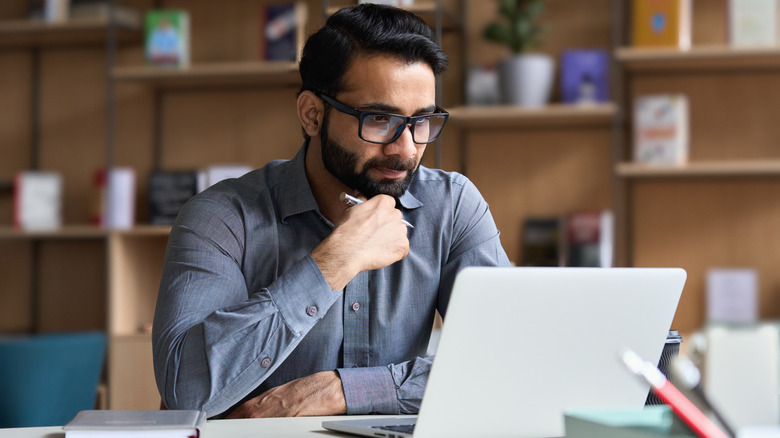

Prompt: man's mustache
[{"left": 363, "top": 157, "right": 417, "bottom": 172}]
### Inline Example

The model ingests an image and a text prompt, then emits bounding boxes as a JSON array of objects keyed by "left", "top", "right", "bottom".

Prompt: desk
[{"left": 0, "top": 415, "right": 401, "bottom": 438}]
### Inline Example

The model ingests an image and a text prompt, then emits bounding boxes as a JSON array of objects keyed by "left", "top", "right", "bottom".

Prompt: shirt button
[
  {"left": 261, "top": 357, "right": 271, "bottom": 368},
  {"left": 306, "top": 305, "right": 318, "bottom": 317},
  {"left": 351, "top": 302, "right": 360, "bottom": 312}
]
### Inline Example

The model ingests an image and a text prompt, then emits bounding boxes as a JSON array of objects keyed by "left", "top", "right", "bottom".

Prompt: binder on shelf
[
  {"left": 521, "top": 217, "right": 564, "bottom": 267},
  {"left": 197, "top": 164, "right": 253, "bottom": 193},
  {"left": 560, "top": 49, "right": 610, "bottom": 105},
  {"left": 633, "top": 94, "right": 689, "bottom": 165},
  {"left": 631, "top": 0, "right": 692, "bottom": 49},
  {"left": 727, "top": 0, "right": 778, "bottom": 47},
  {"left": 565, "top": 210, "right": 613, "bottom": 268},
  {"left": 14, "top": 171, "right": 63, "bottom": 231},
  {"left": 93, "top": 167, "right": 136, "bottom": 230},
  {"left": 147, "top": 170, "right": 198, "bottom": 226},
  {"left": 145, "top": 9, "right": 190, "bottom": 68},
  {"left": 261, "top": 2, "right": 308, "bottom": 62},
  {"left": 706, "top": 267, "right": 759, "bottom": 324}
]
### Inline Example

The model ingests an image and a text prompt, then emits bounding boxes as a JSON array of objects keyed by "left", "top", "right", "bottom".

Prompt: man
[{"left": 152, "top": 3, "right": 510, "bottom": 419}]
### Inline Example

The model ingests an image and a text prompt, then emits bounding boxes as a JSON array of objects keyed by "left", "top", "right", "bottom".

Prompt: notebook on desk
[{"left": 322, "top": 266, "right": 686, "bottom": 438}]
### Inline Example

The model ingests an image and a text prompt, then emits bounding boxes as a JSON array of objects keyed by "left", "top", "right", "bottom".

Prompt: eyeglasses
[{"left": 317, "top": 93, "right": 449, "bottom": 145}]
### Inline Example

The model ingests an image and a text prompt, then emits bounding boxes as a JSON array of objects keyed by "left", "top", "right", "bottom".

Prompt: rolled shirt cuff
[{"left": 337, "top": 366, "right": 398, "bottom": 415}]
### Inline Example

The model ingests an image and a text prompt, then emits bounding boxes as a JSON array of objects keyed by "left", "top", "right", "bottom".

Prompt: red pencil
[{"left": 621, "top": 349, "right": 729, "bottom": 438}]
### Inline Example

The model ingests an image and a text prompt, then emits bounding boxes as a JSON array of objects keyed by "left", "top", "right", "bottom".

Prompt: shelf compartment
[
  {"left": 112, "top": 61, "right": 301, "bottom": 88},
  {"left": 615, "top": 46, "right": 780, "bottom": 71},
  {"left": 617, "top": 160, "right": 780, "bottom": 178},
  {"left": 108, "top": 334, "right": 158, "bottom": 409},
  {"left": 447, "top": 103, "right": 616, "bottom": 128},
  {"left": 0, "top": 18, "right": 140, "bottom": 48}
]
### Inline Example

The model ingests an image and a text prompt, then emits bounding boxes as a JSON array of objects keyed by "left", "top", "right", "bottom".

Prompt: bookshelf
[{"left": 614, "top": 5, "right": 780, "bottom": 333}]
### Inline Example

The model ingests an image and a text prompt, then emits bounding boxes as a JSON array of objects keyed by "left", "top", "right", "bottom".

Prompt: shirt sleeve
[
  {"left": 337, "top": 356, "right": 433, "bottom": 415},
  {"left": 152, "top": 195, "right": 340, "bottom": 417},
  {"left": 338, "top": 177, "right": 511, "bottom": 415}
]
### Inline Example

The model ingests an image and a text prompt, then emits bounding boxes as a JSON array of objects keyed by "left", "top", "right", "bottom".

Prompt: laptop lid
[{"left": 324, "top": 267, "right": 686, "bottom": 438}]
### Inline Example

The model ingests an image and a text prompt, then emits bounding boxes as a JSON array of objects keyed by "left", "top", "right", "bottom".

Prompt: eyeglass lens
[{"left": 361, "top": 114, "right": 446, "bottom": 144}]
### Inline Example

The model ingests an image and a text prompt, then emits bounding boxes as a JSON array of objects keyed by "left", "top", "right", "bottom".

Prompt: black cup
[{"left": 645, "top": 330, "right": 683, "bottom": 406}]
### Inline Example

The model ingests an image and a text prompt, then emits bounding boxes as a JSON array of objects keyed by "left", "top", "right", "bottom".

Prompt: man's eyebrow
[{"left": 358, "top": 102, "right": 438, "bottom": 114}]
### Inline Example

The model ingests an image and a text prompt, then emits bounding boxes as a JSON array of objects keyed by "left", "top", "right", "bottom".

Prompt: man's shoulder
[
  {"left": 414, "top": 165, "right": 468, "bottom": 185},
  {"left": 411, "top": 166, "right": 474, "bottom": 195}
]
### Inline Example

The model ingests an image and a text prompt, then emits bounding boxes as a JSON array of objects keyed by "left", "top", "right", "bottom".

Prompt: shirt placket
[{"left": 342, "top": 270, "right": 370, "bottom": 368}]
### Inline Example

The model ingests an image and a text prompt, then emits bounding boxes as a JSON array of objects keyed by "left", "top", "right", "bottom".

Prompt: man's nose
[{"left": 383, "top": 124, "right": 417, "bottom": 159}]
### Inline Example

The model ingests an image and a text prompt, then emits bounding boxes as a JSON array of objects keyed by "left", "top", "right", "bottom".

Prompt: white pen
[{"left": 339, "top": 192, "right": 414, "bottom": 229}]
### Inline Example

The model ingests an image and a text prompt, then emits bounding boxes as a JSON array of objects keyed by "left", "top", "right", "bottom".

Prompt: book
[
  {"left": 633, "top": 94, "right": 689, "bottom": 165},
  {"left": 564, "top": 210, "right": 614, "bottom": 268},
  {"left": 521, "top": 217, "right": 564, "bottom": 267},
  {"left": 565, "top": 406, "right": 697, "bottom": 438},
  {"left": 147, "top": 170, "right": 198, "bottom": 225},
  {"left": 631, "top": 0, "right": 692, "bottom": 49},
  {"left": 727, "top": 0, "right": 778, "bottom": 47},
  {"left": 706, "top": 267, "right": 759, "bottom": 324},
  {"left": 196, "top": 164, "right": 252, "bottom": 193},
  {"left": 560, "top": 49, "right": 610, "bottom": 105},
  {"left": 63, "top": 410, "right": 206, "bottom": 437},
  {"left": 262, "top": 2, "right": 308, "bottom": 62},
  {"left": 92, "top": 167, "right": 136, "bottom": 230},
  {"left": 145, "top": 10, "right": 190, "bottom": 68},
  {"left": 69, "top": 0, "right": 142, "bottom": 28},
  {"left": 14, "top": 171, "right": 63, "bottom": 231}
]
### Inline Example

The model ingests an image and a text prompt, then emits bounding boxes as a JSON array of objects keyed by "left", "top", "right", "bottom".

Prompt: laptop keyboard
[{"left": 372, "top": 423, "right": 416, "bottom": 435}]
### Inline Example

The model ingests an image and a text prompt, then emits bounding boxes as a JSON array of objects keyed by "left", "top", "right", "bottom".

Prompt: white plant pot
[{"left": 499, "top": 54, "right": 555, "bottom": 107}]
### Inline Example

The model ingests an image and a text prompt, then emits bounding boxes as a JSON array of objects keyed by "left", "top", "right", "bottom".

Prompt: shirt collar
[
  {"left": 278, "top": 142, "right": 319, "bottom": 223},
  {"left": 278, "top": 140, "right": 424, "bottom": 223}
]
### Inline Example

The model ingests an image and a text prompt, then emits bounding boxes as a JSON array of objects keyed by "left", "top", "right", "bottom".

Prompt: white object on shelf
[
  {"left": 14, "top": 171, "right": 63, "bottom": 231},
  {"left": 633, "top": 94, "right": 689, "bottom": 165}
]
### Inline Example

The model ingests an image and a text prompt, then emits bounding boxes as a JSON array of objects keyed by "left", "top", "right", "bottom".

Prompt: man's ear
[{"left": 297, "top": 91, "right": 324, "bottom": 138}]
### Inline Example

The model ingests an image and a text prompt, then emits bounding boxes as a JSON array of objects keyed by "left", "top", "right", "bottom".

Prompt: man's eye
[{"left": 367, "top": 114, "right": 391, "bottom": 123}]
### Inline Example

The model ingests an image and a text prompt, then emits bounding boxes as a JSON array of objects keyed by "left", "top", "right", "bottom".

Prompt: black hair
[{"left": 298, "top": 3, "right": 448, "bottom": 98}]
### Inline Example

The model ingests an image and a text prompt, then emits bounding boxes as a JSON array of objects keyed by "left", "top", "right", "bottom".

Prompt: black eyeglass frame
[{"left": 316, "top": 92, "right": 449, "bottom": 145}]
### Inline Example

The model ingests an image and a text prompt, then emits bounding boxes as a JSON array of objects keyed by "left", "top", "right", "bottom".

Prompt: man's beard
[{"left": 320, "top": 112, "right": 419, "bottom": 199}]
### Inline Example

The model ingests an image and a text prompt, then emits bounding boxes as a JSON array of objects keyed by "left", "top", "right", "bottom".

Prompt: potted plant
[{"left": 483, "top": 0, "right": 554, "bottom": 107}]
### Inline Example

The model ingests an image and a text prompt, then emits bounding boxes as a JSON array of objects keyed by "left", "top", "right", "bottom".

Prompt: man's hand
[
  {"left": 226, "top": 371, "right": 347, "bottom": 418},
  {"left": 312, "top": 194, "right": 410, "bottom": 290}
]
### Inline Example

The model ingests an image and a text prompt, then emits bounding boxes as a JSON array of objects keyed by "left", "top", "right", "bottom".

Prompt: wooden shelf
[
  {"left": 111, "top": 225, "right": 172, "bottom": 237},
  {"left": 112, "top": 61, "right": 301, "bottom": 88},
  {"left": 0, "top": 18, "right": 140, "bottom": 48},
  {"left": 447, "top": 103, "right": 616, "bottom": 128},
  {"left": 615, "top": 46, "right": 780, "bottom": 71},
  {"left": 0, "top": 225, "right": 172, "bottom": 240},
  {"left": 617, "top": 160, "right": 780, "bottom": 178},
  {"left": 326, "top": 2, "right": 461, "bottom": 30},
  {"left": 0, "top": 225, "right": 107, "bottom": 240}
]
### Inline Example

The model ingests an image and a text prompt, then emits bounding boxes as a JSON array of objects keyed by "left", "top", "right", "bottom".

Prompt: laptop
[{"left": 322, "top": 266, "right": 686, "bottom": 438}]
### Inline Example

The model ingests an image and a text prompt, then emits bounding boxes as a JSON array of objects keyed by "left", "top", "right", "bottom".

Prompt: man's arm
[{"left": 152, "top": 193, "right": 410, "bottom": 417}]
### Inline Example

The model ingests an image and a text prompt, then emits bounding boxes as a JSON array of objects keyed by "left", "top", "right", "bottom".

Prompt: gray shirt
[{"left": 152, "top": 143, "right": 510, "bottom": 418}]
